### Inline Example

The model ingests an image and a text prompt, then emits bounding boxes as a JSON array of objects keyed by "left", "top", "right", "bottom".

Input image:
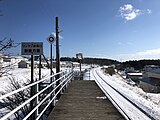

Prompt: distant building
[
  {"left": 127, "top": 72, "right": 142, "bottom": 81},
  {"left": 14, "top": 56, "right": 27, "bottom": 62},
  {"left": 2, "top": 55, "right": 28, "bottom": 63},
  {"left": 18, "top": 60, "right": 51, "bottom": 68},
  {"left": 3, "top": 57, "right": 12, "bottom": 62},
  {"left": 125, "top": 67, "right": 135, "bottom": 73},
  {"left": 72, "top": 62, "right": 79, "bottom": 68},
  {"left": 143, "top": 65, "right": 160, "bottom": 79},
  {"left": 18, "top": 60, "right": 30, "bottom": 68},
  {"left": 141, "top": 65, "right": 160, "bottom": 93}
]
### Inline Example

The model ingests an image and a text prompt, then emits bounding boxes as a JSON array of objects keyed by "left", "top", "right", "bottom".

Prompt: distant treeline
[
  {"left": 60, "top": 57, "right": 119, "bottom": 66},
  {"left": 60, "top": 57, "right": 160, "bottom": 70},
  {"left": 122, "top": 59, "right": 160, "bottom": 70}
]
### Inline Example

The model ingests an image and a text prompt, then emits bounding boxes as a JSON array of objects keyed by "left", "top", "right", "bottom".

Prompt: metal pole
[
  {"left": 50, "top": 44, "right": 53, "bottom": 82},
  {"left": 80, "top": 60, "right": 82, "bottom": 73},
  {"left": 80, "top": 60, "right": 82, "bottom": 80},
  {"left": 89, "top": 69, "right": 90, "bottom": 80},
  {"left": 30, "top": 54, "right": 35, "bottom": 119},
  {"left": 56, "top": 17, "right": 60, "bottom": 98},
  {"left": 42, "top": 54, "right": 54, "bottom": 74},
  {"left": 39, "top": 55, "right": 41, "bottom": 80},
  {"left": 39, "top": 55, "right": 42, "bottom": 90}
]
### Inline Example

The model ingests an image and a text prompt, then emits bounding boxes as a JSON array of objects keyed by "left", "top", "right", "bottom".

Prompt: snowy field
[
  {"left": 0, "top": 64, "right": 90, "bottom": 93},
  {"left": 91, "top": 67, "right": 160, "bottom": 120},
  {"left": 0, "top": 68, "right": 51, "bottom": 93},
  {"left": 1, "top": 64, "right": 160, "bottom": 119}
]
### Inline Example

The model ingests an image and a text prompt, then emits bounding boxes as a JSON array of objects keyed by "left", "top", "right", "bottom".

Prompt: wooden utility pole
[
  {"left": 56, "top": 17, "right": 60, "bottom": 97},
  {"left": 56, "top": 17, "right": 60, "bottom": 75}
]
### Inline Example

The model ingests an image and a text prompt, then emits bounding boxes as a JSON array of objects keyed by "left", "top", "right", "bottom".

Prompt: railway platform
[{"left": 48, "top": 80, "right": 124, "bottom": 120}]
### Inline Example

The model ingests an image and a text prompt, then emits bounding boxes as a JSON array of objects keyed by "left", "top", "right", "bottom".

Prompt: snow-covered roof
[{"left": 127, "top": 73, "right": 142, "bottom": 76}]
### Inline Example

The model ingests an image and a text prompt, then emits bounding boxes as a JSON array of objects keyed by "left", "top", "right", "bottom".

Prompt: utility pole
[
  {"left": 56, "top": 16, "right": 60, "bottom": 97},
  {"left": 56, "top": 17, "right": 60, "bottom": 75}
]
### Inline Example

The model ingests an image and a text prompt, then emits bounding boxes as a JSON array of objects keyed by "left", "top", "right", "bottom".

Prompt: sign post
[
  {"left": 76, "top": 53, "right": 83, "bottom": 80},
  {"left": 47, "top": 33, "right": 55, "bottom": 105},
  {"left": 47, "top": 34, "right": 55, "bottom": 78},
  {"left": 21, "top": 42, "right": 43, "bottom": 119}
]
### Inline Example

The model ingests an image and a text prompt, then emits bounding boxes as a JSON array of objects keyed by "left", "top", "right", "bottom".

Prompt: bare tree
[
  {"left": 0, "top": 38, "right": 14, "bottom": 51},
  {"left": 0, "top": 74, "right": 51, "bottom": 120},
  {"left": 0, "top": 62, "right": 17, "bottom": 77},
  {"left": 0, "top": 38, "right": 20, "bottom": 77},
  {"left": 0, "top": 77, "right": 30, "bottom": 120}
]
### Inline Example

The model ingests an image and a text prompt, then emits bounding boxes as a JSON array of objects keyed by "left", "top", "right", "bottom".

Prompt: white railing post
[
  {"left": 0, "top": 70, "right": 74, "bottom": 120},
  {"left": 60, "top": 72, "right": 65, "bottom": 94},
  {"left": 36, "top": 78, "right": 39, "bottom": 117},
  {"left": 53, "top": 75, "right": 56, "bottom": 107}
]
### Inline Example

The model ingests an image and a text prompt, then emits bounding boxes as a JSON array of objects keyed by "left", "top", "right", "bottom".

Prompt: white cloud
[
  {"left": 119, "top": 4, "right": 152, "bottom": 21},
  {"left": 120, "top": 4, "right": 133, "bottom": 11},
  {"left": 113, "top": 48, "right": 160, "bottom": 61},
  {"left": 136, "top": 48, "right": 160, "bottom": 56},
  {"left": 117, "top": 41, "right": 134, "bottom": 46},
  {"left": 147, "top": 9, "right": 152, "bottom": 14},
  {"left": 51, "top": 32, "right": 63, "bottom": 39}
]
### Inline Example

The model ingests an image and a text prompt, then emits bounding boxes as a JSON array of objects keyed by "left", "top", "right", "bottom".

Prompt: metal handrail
[{"left": 0, "top": 70, "right": 73, "bottom": 120}]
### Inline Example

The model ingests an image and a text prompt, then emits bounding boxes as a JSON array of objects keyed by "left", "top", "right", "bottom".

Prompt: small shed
[{"left": 18, "top": 60, "right": 29, "bottom": 68}]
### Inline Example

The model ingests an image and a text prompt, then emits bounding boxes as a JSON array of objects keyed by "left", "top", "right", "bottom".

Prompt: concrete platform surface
[{"left": 48, "top": 80, "right": 124, "bottom": 120}]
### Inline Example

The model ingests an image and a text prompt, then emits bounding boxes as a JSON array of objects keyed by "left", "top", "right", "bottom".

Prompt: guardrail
[{"left": 0, "top": 70, "right": 73, "bottom": 120}]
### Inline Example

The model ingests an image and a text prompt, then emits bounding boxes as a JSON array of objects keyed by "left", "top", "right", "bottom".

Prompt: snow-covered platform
[{"left": 48, "top": 80, "right": 124, "bottom": 120}]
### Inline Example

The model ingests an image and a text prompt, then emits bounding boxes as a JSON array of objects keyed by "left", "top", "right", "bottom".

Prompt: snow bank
[{"left": 95, "top": 68, "right": 160, "bottom": 120}]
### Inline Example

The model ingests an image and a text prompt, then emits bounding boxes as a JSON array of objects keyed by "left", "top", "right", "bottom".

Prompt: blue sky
[{"left": 0, "top": 0, "right": 160, "bottom": 61}]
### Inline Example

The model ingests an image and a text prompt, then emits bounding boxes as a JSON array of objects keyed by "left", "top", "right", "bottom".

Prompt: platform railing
[{"left": 0, "top": 70, "right": 73, "bottom": 120}]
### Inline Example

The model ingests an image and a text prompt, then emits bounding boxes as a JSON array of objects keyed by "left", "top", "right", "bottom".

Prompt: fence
[
  {"left": 73, "top": 68, "right": 91, "bottom": 80},
  {"left": 0, "top": 70, "right": 73, "bottom": 120}
]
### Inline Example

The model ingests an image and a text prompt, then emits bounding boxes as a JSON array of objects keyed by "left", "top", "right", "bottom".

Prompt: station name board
[
  {"left": 76, "top": 53, "right": 83, "bottom": 60},
  {"left": 21, "top": 42, "right": 43, "bottom": 55}
]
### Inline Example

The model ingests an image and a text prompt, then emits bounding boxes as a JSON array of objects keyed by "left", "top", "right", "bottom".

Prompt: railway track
[{"left": 92, "top": 68, "right": 156, "bottom": 120}]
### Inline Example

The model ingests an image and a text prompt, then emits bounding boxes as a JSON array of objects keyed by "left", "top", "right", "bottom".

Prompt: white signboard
[{"left": 21, "top": 42, "right": 43, "bottom": 55}]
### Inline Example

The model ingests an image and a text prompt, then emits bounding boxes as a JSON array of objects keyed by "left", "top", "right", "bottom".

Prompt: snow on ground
[
  {"left": 0, "top": 63, "right": 90, "bottom": 93},
  {"left": 0, "top": 62, "right": 76, "bottom": 119},
  {"left": 93, "top": 67, "right": 160, "bottom": 120},
  {"left": 0, "top": 67, "right": 51, "bottom": 93},
  {"left": 4, "top": 64, "right": 159, "bottom": 119}
]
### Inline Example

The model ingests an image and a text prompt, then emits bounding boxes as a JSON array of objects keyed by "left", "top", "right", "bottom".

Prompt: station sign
[
  {"left": 76, "top": 53, "right": 83, "bottom": 60},
  {"left": 47, "top": 34, "right": 55, "bottom": 44},
  {"left": 21, "top": 42, "right": 43, "bottom": 55}
]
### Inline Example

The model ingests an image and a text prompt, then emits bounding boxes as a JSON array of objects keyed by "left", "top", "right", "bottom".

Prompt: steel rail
[
  {"left": 92, "top": 69, "right": 131, "bottom": 120},
  {"left": 92, "top": 69, "right": 155, "bottom": 120}
]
